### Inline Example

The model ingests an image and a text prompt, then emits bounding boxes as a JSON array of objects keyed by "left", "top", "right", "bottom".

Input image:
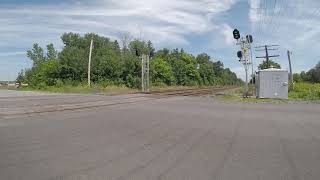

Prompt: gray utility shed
[{"left": 256, "top": 68, "right": 288, "bottom": 99}]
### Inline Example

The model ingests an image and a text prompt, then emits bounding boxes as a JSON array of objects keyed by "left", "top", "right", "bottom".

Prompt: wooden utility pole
[
  {"left": 287, "top": 50, "right": 293, "bottom": 85},
  {"left": 255, "top": 45, "right": 280, "bottom": 69},
  {"left": 88, "top": 38, "right": 93, "bottom": 87}
]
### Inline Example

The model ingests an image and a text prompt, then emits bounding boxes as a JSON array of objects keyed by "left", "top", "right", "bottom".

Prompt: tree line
[
  {"left": 17, "top": 32, "right": 243, "bottom": 88},
  {"left": 255, "top": 59, "right": 320, "bottom": 84},
  {"left": 293, "top": 62, "right": 320, "bottom": 83}
]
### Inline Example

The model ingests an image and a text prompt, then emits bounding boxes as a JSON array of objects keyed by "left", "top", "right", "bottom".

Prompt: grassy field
[{"left": 289, "top": 83, "right": 320, "bottom": 100}]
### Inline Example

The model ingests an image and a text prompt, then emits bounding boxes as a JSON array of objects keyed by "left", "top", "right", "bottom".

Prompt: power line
[
  {"left": 268, "top": 0, "right": 283, "bottom": 37},
  {"left": 268, "top": 0, "right": 278, "bottom": 31},
  {"left": 254, "top": 0, "right": 267, "bottom": 44},
  {"left": 269, "top": 0, "right": 288, "bottom": 37},
  {"left": 301, "top": 8, "right": 320, "bottom": 28}
]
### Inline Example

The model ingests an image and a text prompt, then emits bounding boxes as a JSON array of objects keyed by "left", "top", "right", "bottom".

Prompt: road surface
[{"left": 0, "top": 90, "right": 320, "bottom": 180}]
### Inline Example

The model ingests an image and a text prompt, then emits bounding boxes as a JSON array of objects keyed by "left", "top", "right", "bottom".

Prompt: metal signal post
[
  {"left": 233, "top": 29, "right": 253, "bottom": 98},
  {"left": 141, "top": 54, "right": 150, "bottom": 93}
]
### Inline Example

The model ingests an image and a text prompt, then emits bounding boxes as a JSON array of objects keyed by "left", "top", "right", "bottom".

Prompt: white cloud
[
  {"left": 249, "top": 0, "right": 261, "bottom": 23},
  {"left": 0, "top": 0, "right": 240, "bottom": 80},
  {"left": 221, "top": 24, "right": 235, "bottom": 45},
  {"left": 248, "top": 0, "right": 320, "bottom": 72},
  {"left": 0, "top": 0, "right": 237, "bottom": 48}
]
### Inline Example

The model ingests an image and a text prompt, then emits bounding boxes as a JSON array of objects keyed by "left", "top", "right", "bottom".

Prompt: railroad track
[
  {"left": 147, "top": 87, "right": 236, "bottom": 97},
  {"left": 1, "top": 87, "right": 238, "bottom": 119}
]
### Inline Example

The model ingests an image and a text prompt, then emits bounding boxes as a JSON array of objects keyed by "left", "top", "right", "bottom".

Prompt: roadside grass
[
  {"left": 289, "top": 83, "right": 320, "bottom": 100},
  {"left": 149, "top": 85, "right": 226, "bottom": 92},
  {"left": 214, "top": 83, "right": 320, "bottom": 103},
  {"left": 215, "top": 94, "right": 290, "bottom": 103},
  {"left": 214, "top": 86, "right": 289, "bottom": 104},
  {"left": 17, "top": 85, "right": 138, "bottom": 95},
  {"left": 15, "top": 84, "right": 227, "bottom": 95}
]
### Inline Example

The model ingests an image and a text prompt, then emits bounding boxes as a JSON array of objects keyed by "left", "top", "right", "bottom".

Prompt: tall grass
[{"left": 289, "top": 83, "right": 320, "bottom": 100}]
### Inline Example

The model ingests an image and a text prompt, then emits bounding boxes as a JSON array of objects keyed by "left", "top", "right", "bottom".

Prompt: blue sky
[{"left": 0, "top": 0, "right": 319, "bottom": 80}]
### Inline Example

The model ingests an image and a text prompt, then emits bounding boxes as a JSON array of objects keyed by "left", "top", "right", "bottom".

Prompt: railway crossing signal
[
  {"left": 233, "top": 29, "right": 240, "bottom": 40},
  {"left": 233, "top": 29, "right": 254, "bottom": 98},
  {"left": 237, "top": 51, "right": 243, "bottom": 59},
  {"left": 246, "top": 35, "right": 253, "bottom": 43}
]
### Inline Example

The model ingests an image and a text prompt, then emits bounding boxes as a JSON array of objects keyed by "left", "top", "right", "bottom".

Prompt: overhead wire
[{"left": 255, "top": 0, "right": 267, "bottom": 45}]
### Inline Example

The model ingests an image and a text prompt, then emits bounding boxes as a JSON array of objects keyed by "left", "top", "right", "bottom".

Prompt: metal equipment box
[{"left": 256, "top": 69, "right": 288, "bottom": 99}]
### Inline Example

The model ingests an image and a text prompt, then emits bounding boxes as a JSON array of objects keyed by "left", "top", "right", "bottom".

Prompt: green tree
[
  {"left": 305, "top": 62, "right": 320, "bottom": 83},
  {"left": 27, "top": 43, "right": 46, "bottom": 67},
  {"left": 61, "top": 33, "right": 82, "bottom": 47},
  {"left": 121, "top": 51, "right": 141, "bottom": 88},
  {"left": 185, "top": 63, "right": 200, "bottom": 86},
  {"left": 150, "top": 58, "right": 175, "bottom": 85},
  {"left": 129, "top": 40, "right": 149, "bottom": 56},
  {"left": 212, "top": 61, "right": 224, "bottom": 77},
  {"left": 198, "top": 63, "right": 215, "bottom": 85},
  {"left": 293, "top": 73, "right": 302, "bottom": 83},
  {"left": 196, "top": 53, "right": 210, "bottom": 64},
  {"left": 258, "top": 60, "right": 281, "bottom": 70},
  {"left": 147, "top": 40, "right": 155, "bottom": 58},
  {"left": 19, "top": 32, "right": 243, "bottom": 88},
  {"left": 46, "top": 43, "right": 58, "bottom": 61},
  {"left": 25, "top": 61, "right": 60, "bottom": 87},
  {"left": 16, "top": 70, "right": 25, "bottom": 83},
  {"left": 59, "top": 46, "right": 87, "bottom": 81},
  {"left": 154, "top": 48, "right": 170, "bottom": 59}
]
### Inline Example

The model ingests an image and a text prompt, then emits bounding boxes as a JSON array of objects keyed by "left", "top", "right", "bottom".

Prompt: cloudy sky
[{"left": 0, "top": 0, "right": 319, "bottom": 80}]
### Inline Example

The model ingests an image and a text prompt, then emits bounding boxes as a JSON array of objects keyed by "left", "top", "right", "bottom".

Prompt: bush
[{"left": 125, "top": 74, "right": 141, "bottom": 89}]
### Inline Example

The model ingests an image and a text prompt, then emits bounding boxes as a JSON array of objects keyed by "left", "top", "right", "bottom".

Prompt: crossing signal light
[
  {"left": 237, "top": 51, "right": 243, "bottom": 59},
  {"left": 246, "top": 35, "right": 253, "bottom": 43},
  {"left": 233, "top": 29, "right": 240, "bottom": 40}
]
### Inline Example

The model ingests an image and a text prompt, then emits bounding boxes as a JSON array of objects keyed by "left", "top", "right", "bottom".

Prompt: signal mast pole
[{"left": 233, "top": 29, "right": 253, "bottom": 98}]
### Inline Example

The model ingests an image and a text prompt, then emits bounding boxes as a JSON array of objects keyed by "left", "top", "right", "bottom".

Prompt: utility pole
[
  {"left": 287, "top": 50, "right": 293, "bottom": 86},
  {"left": 255, "top": 45, "right": 280, "bottom": 69},
  {"left": 88, "top": 38, "right": 93, "bottom": 87}
]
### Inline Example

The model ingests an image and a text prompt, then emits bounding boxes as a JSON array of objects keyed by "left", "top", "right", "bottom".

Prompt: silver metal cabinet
[{"left": 256, "top": 69, "right": 288, "bottom": 99}]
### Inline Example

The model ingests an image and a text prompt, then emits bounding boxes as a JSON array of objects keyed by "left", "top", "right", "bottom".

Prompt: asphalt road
[{"left": 0, "top": 90, "right": 320, "bottom": 180}]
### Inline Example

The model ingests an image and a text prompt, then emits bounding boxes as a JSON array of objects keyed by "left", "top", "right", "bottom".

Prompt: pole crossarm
[
  {"left": 255, "top": 45, "right": 280, "bottom": 48},
  {"left": 255, "top": 48, "right": 278, "bottom": 51},
  {"left": 255, "top": 44, "right": 280, "bottom": 69},
  {"left": 256, "top": 55, "right": 280, "bottom": 58}
]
